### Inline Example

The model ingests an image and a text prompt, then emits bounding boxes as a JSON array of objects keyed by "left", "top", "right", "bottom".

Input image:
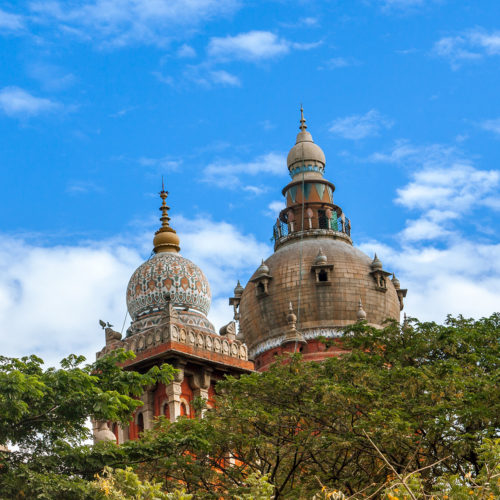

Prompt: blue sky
[{"left": 1, "top": 0, "right": 500, "bottom": 364}]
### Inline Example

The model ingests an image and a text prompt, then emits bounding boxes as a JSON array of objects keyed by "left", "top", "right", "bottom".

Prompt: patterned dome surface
[{"left": 127, "top": 252, "right": 211, "bottom": 320}]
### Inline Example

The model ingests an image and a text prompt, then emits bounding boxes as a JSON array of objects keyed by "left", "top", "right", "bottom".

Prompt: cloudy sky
[{"left": 1, "top": 0, "right": 499, "bottom": 365}]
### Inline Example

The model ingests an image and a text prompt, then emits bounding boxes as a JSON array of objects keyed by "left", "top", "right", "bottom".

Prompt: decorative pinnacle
[
  {"left": 299, "top": 104, "right": 307, "bottom": 131},
  {"left": 153, "top": 178, "right": 180, "bottom": 253},
  {"left": 159, "top": 185, "right": 171, "bottom": 229}
]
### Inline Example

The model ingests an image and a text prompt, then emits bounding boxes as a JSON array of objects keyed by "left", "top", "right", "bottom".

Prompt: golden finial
[
  {"left": 299, "top": 104, "right": 307, "bottom": 131},
  {"left": 153, "top": 179, "right": 180, "bottom": 254}
]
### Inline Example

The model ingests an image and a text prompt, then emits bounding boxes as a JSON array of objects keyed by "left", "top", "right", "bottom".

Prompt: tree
[
  {"left": 120, "top": 314, "right": 499, "bottom": 498},
  {"left": 0, "top": 350, "right": 175, "bottom": 499},
  {"left": 0, "top": 313, "right": 498, "bottom": 499}
]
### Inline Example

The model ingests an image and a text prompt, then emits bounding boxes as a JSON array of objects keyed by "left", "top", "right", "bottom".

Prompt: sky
[{"left": 1, "top": 0, "right": 499, "bottom": 366}]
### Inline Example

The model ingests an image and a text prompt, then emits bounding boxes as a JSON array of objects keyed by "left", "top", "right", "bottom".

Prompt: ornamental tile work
[{"left": 127, "top": 252, "right": 211, "bottom": 319}]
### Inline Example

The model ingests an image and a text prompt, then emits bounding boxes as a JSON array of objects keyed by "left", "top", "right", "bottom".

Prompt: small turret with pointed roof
[
  {"left": 371, "top": 253, "right": 383, "bottom": 271},
  {"left": 153, "top": 180, "right": 180, "bottom": 254},
  {"left": 233, "top": 280, "right": 244, "bottom": 297}
]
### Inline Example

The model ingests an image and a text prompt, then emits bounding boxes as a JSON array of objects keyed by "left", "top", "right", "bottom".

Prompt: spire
[
  {"left": 299, "top": 104, "right": 307, "bottom": 131},
  {"left": 153, "top": 180, "right": 180, "bottom": 254}
]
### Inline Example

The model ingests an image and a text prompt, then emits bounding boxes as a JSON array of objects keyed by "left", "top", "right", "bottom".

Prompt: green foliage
[
  {"left": 93, "top": 466, "right": 192, "bottom": 499},
  {"left": 0, "top": 314, "right": 498, "bottom": 499},
  {"left": 128, "top": 313, "right": 499, "bottom": 498},
  {"left": 0, "top": 350, "right": 175, "bottom": 498}
]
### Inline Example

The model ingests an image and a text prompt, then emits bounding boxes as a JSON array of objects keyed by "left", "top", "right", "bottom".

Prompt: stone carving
[{"left": 97, "top": 317, "right": 248, "bottom": 362}]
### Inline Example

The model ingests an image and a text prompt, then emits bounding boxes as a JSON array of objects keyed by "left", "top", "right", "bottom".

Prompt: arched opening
[
  {"left": 137, "top": 413, "right": 144, "bottom": 434},
  {"left": 180, "top": 402, "right": 188, "bottom": 417},
  {"left": 318, "top": 269, "right": 328, "bottom": 282},
  {"left": 318, "top": 209, "right": 328, "bottom": 229},
  {"left": 257, "top": 282, "right": 265, "bottom": 294}
]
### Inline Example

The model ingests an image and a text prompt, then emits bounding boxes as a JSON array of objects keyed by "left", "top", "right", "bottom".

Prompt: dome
[
  {"left": 286, "top": 134, "right": 326, "bottom": 171},
  {"left": 127, "top": 252, "right": 211, "bottom": 320},
  {"left": 286, "top": 106, "right": 325, "bottom": 173},
  {"left": 239, "top": 238, "right": 401, "bottom": 358},
  {"left": 255, "top": 259, "right": 270, "bottom": 276}
]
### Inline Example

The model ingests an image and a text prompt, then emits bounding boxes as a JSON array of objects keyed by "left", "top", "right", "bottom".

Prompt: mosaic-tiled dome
[{"left": 127, "top": 252, "right": 211, "bottom": 320}]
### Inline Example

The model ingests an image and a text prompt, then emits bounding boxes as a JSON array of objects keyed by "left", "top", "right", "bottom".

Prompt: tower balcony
[{"left": 272, "top": 213, "right": 352, "bottom": 250}]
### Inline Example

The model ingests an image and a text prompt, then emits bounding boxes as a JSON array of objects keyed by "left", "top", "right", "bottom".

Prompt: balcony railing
[{"left": 272, "top": 214, "right": 351, "bottom": 242}]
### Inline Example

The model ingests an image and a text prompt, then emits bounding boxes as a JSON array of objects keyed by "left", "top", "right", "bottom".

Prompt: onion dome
[
  {"left": 371, "top": 253, "right": 383, "bottom": 271},
  {"left": 391, "top": 274, "right": 400, "bottom": 289},
  {"left": 153, "top": 181, "right": 180, "bottom": 253},
  {"left": 234, "top": 280, "right": 244, "bottom": 297},
  {"left": 255, "top": 259, "right": 270, "bottom": 277},
  {"left": 286, "top": 106, "right": 326, "bottom": 176},
  {"left": 314, "top": 248, "right": 328, "bottom": 265},
  {"left": 94, "top": 422, "right": 116, "bottom": 442},
  {"left": 126, "top": 186, "right": 211, "bottom": 321},
  {"left": 357, "top": 298, "right": 367, "bottom": 321}
]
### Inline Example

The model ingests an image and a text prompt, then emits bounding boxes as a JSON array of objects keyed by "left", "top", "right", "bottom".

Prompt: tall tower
[
  {"left": 235, "top": 109, "right": 407, "bottom": 371},
  {"left": 94, "top": 186, "right": 252, "bottom": 443}
]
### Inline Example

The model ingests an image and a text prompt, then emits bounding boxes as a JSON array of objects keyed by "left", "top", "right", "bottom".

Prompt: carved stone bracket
[{"left": 396, "top": 288, "right": 407, "bottom": 310}]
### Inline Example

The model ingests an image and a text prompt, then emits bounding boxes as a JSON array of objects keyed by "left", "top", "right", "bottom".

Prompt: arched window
[
  {"left": 137, "top": 412, "right": 144, "bottom": 434},
  {"left": 180, "top": 402, "right": 187, "bottom": 416}
]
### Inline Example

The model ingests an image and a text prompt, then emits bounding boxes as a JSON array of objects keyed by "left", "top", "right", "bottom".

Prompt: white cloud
[
  {"left": 177, "top": 43, "right": 196, "bottom": 58},
  {"left": 396, "top": 164, "right": 499, "bottom": 213},
  {"left": 381, "top": 0, "right": 426, "bottom": 8},
  {"left": 138, "top": 156, "right": 181, "bottom": 172},
  {"left": 329, "top": 109, "right": 393, "bottom": 140},
  {"left": 0, "top": 87, "right": 59, "bottom": 117},
  {"left": 367, "top": 140, "right": 459, "bottom": 167},
  {"left": 209, "top": 69, "right": 240, "bottom": 86},
  {"left": 480, "top": 118, "right": 500, "bottom": 137},
  {"left": 203, "top": 152, "right": 286, "bottom": 188},
  {"left": 359, "top": 239, "right": 500, "bottom": 323},
  {"left": 433, "top": 28, "right": 500, "bottom": 68},
  {"left": 27, "top": 62, "right": 76, "bottom": 91},
  {"left": 29, "top": 0, "right": 240, "bottom": 47},
  {"left": 368, "top": 141, "right": 500, "bottom": 242},
  {"left": 0, "top": 8, "right": 24, "bottom": 31},
  {"left": 323, "top": 57, "right": 351, "bottom": 69},
  {"left": 0, "top": 235, "right": 141, "bottom": 364},
  {"left": 267, "top": 200, "right": 285, "bottom": 217},
  {"left": 207, "top": 31, "right": 291, "bottom": 62}
]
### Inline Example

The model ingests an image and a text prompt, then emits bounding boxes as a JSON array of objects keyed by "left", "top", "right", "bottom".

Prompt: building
[{"left": 93, "top": 109, "right": 407, "bottom": 443}]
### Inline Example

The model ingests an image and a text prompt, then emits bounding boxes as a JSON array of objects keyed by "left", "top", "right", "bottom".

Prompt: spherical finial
[
  {"left": 391, "top": 273, "right": 400, "bottom": 289},
  {"left": 314, "top": 247, "right": 328, "bottom": 265},
  {"left": 371, "top": 253, "right": 382, "bottom": 270},
  {"left": 234, "top": 280, "right": 244, "bottom": 297},
  {"left": 153, "top": 182, "right": 180, "bottom": 254},
  {"left": 357, "top": 298, "right": 367, "bottom": 321}
]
